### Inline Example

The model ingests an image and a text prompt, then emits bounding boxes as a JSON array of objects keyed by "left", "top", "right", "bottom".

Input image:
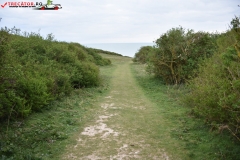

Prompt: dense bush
[
  {"left": 70, "top": 61, "right": 100, "bottom": 88},
  {"left": 132, "top": 16, "right": 240, "bottom": 140},
  {"left": 132, "top": 46, "right": 155, "bottom": 64},
  {"left": 146, "top": 27, "right": 216, "bottom": 84},
  {"left": 182, "top": 16, "right": 240, "bottom": 140},
  {"left": 0, "top": 27, "right": 111, "bottom": 120}
]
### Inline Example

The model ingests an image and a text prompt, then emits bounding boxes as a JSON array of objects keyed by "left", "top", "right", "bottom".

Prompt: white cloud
[{"left": 0, "top": 0, "right": 239, "bottom": 43}]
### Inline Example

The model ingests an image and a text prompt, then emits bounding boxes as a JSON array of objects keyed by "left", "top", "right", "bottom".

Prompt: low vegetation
[
  {"left": 183, "top": 17, "right": 240, "bottom": 140},
  {"left": 90, "top": 48, "right": 123, "bottom": 57},
  {"left": 132, "top": 46, "right": 155, "bottom": 64},
  {"left": 0, "top": 27, "right": 113, "bottom": 121},
  {"left": 133, "top": 16, "right": 240, "bottom": 142},
  {"left": 1, "top": 14, "right": 240, "bottom": 159},
  {"left": 0, "top": 27, "right": 118, "bottom": 159},
  {"left": 134, "top": 26, "right": 217, "bottom": 84},
  {"left": 131, "top": 63, "right": 240, "bottom": 160}
]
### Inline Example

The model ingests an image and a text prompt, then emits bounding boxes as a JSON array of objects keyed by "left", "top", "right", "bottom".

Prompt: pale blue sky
[{"left": 0, "top": 0, "right": 239, "bottom": 43}]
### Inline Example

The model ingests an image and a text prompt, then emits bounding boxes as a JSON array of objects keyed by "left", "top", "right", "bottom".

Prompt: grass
[
  {"left": 131, "top": 62, "right": 240, "bottom": 160},
  {"left": 2, "top": 53, "right": 239, "bottom": 159},
  {"left": 0, "top": 59, "right": 116, "bottom": 160},
  {"left": 1, "top": 91, "right": 101, "bottom": 160},
  {"left": 61, "top": 55, "right": 184, "bottom": 159}
]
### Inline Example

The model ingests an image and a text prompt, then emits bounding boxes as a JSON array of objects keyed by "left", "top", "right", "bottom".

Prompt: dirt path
[{"left": 62, "top": 60, "right": 173, "bottom": 160}]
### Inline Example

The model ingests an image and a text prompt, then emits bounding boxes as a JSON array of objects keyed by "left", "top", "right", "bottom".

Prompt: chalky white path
[{"left": 62, "top": 61, "right": 171, "bottom": 160}]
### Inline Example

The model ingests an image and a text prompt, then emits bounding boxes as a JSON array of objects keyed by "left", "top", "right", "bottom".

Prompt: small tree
[{"left": 149, "top": 27, "right": 216, "bottom": 84}]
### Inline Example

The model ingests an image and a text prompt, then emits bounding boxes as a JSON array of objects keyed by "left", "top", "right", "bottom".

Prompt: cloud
[{"left": 0, "top": 0, "right": 239, "bottom": 43}]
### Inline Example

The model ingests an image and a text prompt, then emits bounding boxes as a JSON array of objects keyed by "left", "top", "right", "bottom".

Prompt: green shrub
[
  {"left": 50, "top": 72, "right": 72, "bottom": 97},
  {"left": 58, "top": 51, "right": 76, "bottom": 64},
  {"left": 133, "top": 46, "right": 155, "bottom": 64},
  {"left": 0, "top": 30, "right": 10, "bottom": 56},
  {"left": 84, "top": 47, "right": 112, "bottom": 66},
  {"left": 71, "top": 62, "right": 100, "bottom": 88},
  {"left": 0, "top": 27, "right": 111, "bottom": 120},
  {"left": 182, "top": 17, "right": 240, "bottom": 139},
  {"left": 183, "top": 49, "right": 240, "bottom": 137},
  {"left": 68, "top": 44, "right": 88, "bottom": 61},
  {"left": 0, "top": 51, "right": 23, "bottom": 119},
  {"left": 145, "top": 27, "right": 216, "bottom": 84},
  {"left": 90, "top": 47, "right": 122, "bottom": 56},
  {"left": 17, "top": 76, "right": 51, "bottom": 113}
]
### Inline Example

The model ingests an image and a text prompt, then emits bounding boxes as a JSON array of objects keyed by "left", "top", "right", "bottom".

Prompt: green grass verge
[
  {"left": 131, "top": 63, "right": 240, "bottom": 160},
  {"left": 0, "top": 60, "right": 116, "bottom": 160}
]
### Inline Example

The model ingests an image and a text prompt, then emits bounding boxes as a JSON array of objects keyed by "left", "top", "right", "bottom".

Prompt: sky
[{"left": 0, "top": 0, "right": 239, "bottom": 44}]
